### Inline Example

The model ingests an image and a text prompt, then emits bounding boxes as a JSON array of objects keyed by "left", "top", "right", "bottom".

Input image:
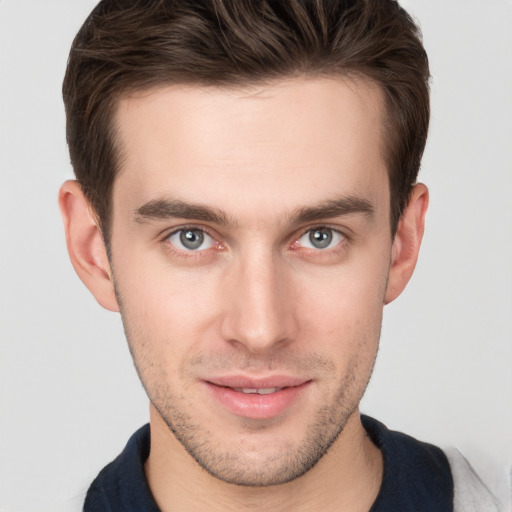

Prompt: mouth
[{"left": 203, "top": 377, "right": 311, "bottom": 419}]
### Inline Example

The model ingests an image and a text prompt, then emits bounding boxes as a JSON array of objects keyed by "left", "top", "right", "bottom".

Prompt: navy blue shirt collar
[{"left": 85, "top": 415, "right": 453, "bottom": 511}]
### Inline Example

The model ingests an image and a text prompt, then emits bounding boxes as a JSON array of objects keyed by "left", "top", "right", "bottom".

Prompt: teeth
[
  {"left": 236, "top": 387, "right": 282, "bottom": 395},
  {"left": 255, "top": 387, "right": 281, "bottom": 395}
]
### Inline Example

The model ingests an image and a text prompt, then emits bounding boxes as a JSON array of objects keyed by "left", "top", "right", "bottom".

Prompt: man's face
[{"left": 110, "top": 77, "right": 392, "bottom": 485}]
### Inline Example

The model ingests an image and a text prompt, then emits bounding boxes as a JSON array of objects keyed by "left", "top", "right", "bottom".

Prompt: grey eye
[
  {"left": 310, "top": 228, "right": 332, "bottom": 249},
  {"left": 298, "top": 228, "right": 344, "bottom": 250},
  {"left": 168, "top": 229, "right": 214, "bottom": 251}
]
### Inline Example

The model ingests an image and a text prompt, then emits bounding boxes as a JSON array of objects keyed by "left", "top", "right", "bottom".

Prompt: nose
[{"left": 219, "top": 249, "right": 298, "bottom": 354}]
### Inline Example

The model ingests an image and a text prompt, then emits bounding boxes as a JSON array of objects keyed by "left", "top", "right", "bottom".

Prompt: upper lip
[{"left": 205, "top": 375, "right": 311, "bottom": 389}]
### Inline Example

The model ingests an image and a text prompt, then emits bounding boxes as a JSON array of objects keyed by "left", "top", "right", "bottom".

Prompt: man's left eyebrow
[{"left": 291, "top": 196, "right": 374, "bottom": 225}]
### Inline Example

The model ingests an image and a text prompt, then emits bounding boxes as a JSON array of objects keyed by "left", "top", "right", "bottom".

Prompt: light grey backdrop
[{"left": 1, "top": 1, "right": 511, "bottom": 511}]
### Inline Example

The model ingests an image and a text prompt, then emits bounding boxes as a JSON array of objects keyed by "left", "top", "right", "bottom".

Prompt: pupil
[
  {"left": 180, "top": 229, "right": 204, "bottom": 249},
  {"left": 310, "top": 228, "right": 332, "bottom": 249}
]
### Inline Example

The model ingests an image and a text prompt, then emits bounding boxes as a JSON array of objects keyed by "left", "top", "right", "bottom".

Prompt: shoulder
[
  {"left": 444, "top": 448, "right": 509, "bottom": 512},
  {"left": 362, "top": 415, "right": 454, "bottom": 511},
  {"left": 84, "top": 424, "right": 159, "bottom": 512},
  {"left": 362, "top": 415, "right": 507, "bottom": 512}
]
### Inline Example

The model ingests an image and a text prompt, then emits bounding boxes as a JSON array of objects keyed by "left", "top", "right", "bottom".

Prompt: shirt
[{"left": 84, "top": 415, "right": 454, "bottom": 511}]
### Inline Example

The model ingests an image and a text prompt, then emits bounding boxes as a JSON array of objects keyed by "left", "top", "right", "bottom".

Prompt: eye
[
  {"left": 167, "top": 228, "right": 215, "bottom": 251},
  {"left": 297, "top": 227, "right": 344, "bottom": 250}
]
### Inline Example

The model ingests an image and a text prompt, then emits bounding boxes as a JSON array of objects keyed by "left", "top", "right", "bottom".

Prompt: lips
[
  {"left": 207, "top": 375, "right": 309, "bottom": 389},
  {"left": 204, "top": 376, "right": 311, "bottom": 419}
]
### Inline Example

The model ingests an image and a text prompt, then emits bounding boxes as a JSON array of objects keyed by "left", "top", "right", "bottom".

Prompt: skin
[{"left": 59, "top": 77, "right": 428, "bottom": 511}]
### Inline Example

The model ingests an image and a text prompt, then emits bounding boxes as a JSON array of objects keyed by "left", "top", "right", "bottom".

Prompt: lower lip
[{"left": 204, "top": 381, "right": 311, "bottom": 420}]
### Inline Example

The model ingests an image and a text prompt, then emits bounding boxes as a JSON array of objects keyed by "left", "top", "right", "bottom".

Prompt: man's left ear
[{"left": 385, "top": 183, "right": 429, "bottom": 304}]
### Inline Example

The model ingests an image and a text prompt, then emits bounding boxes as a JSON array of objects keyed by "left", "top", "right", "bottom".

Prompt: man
[{"left": 58, "top": 1, "right": 502, "bottom": 510}]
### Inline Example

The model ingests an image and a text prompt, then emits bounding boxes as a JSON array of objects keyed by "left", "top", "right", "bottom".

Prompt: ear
[
  {"left": 385, "top": 183, "right": 429, "bottom": 304},
  {"left": 58, "top": 180, "right": 119, "bottom": 312}
]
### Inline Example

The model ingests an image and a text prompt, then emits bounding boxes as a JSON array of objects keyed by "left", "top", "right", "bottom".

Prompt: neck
[{"left": 145, "top": 408, "right": 383, "bottom": 512}]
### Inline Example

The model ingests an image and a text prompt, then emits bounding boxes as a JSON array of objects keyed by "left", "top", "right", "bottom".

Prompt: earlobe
[
  {"left": 58, "top": 180, "right": 120, "bottom": 312},
  {"left": 384, "top": 183, "right": 429, "bottom": 304}
]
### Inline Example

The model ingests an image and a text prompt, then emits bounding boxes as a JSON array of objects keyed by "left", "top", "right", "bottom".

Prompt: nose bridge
[{"left": 220, "top": 245, "right": 296, "bottom": 353}]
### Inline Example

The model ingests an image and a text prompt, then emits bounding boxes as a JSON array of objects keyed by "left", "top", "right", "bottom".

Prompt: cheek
[
  {"left": 112, "top": 231, "right": 390, "bottom": 367},
  {"left": 294, "top": 256, "right": 389, "bottom": 343},
  {"left": 113, "top": 254, "right": 225, "bottom": 361}
]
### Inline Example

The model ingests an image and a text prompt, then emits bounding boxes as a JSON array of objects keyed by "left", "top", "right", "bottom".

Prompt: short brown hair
[{"left": 63, "top": 0, "right": 429, "bottom": 239}]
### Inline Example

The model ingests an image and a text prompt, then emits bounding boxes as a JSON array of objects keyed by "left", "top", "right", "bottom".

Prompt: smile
[{"left": 204, "top": 377, "right": 311, "bottom": 419}]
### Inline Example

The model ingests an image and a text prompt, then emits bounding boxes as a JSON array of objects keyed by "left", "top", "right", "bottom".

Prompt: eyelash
[
  {"left": 292, "top": 225, "right": 348, "bottom": 256},
  {"left": 160, "top": 225, "right": 348, "bottom": 260},
  {"left": 160, "top": 226, "right": 221, "bottom": 260}
]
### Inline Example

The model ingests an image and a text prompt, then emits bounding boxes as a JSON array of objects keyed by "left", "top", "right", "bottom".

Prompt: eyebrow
[
  {"left": 134, "top": 195, "right": 374, "bottom": 226},
  {"left": 290, "top": 196, "right": 374, "bottom": 225},
  {"left": 134, "top": 199, "right": 232, "bottom": 225}
]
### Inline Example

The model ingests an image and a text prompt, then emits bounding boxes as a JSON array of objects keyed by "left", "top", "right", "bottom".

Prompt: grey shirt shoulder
[{"left": 444, "top": 448, "right": 511, "bottom": 512}]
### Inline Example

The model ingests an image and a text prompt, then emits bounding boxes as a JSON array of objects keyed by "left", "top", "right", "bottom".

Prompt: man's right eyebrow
[{"left": 134, "top": 199, "right": 231, "bottom": 226}]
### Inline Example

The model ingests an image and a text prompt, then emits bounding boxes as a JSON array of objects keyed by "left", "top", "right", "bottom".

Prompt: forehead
[{"left": 113, "top": 77, "right": 389, "bottom": 222}]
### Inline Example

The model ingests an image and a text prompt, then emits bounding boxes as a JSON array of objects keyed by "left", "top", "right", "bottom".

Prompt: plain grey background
[{"left": 1, "top": 1, "right": 511, "bottom": 511}]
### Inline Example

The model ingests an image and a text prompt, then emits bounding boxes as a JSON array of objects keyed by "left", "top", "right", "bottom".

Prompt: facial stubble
[
  {"left": 115, "top": 293, "right": 381, "bottom": 487},
  {"left": 149, "top": 353, "right": 377, "bottom": 487}
]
